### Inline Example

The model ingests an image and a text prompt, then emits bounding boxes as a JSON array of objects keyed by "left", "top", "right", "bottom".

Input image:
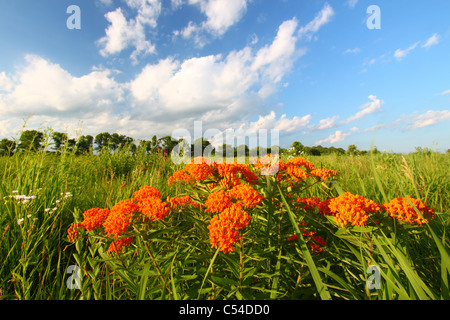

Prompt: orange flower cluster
[
  {"left": 166, "top": 195, "right": 197, "bottom": 210},
  {"left": 328, "top": 192, "right": 381, "bottom": 227},
  {"left": 204, "top": 184, "right": 264, "bottom": 214},
  {"left": 295, "top": 196, "right": 321, "bottom": 211},
  {"left": 103, "top": 199, "right": 140, "bottom": 239},
  {"left": 310, "top": 168, "right": 338, "bottom": 181},
  {"left": 67, "top": 222, "right": 82, "bottom": 242},
  {"left": 185, "top": 162, "right": 213, "bottom": 182},
  {"left": 254, "top": 154, "right": 337, "bottom": 187},
  {"left": 67, "top": 185, "right": 194, "bottom": 254},
  {"left": 205, "top": 190, "right": 233, "bottom": 213},
  {"left": 133, "top": 186, "right": 162, "bottom": 202},
  {"left": 208, "top": 203, "right": 251, "bottom": 254},
  {"left": 80, "top": 208, "right": 111, "bottom": 231},
  {"left": 215, "top": 162, "right": 259, "bottom": 188},
  {"left": 169, "top": 158, "right": 258, "bottom": 188},
  {"left": 286, "top": 166, "right": 309, "bottom": 181},
  {"left": 383, "top": 196, "right": 435, "bottom": 225},
  {"left": 140, "top": 197, "right": 170, "bottom": 221},
  {"left": 229, "top": 184, "right": 264, "bottom": 209},
  {"left": 108, "top": 237, "right": 133, "bottom": 254}
]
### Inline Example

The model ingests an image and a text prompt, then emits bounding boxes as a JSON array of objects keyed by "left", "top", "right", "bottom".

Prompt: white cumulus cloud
[
  {"left": 97, "top": 0, "right": 162, "bottom": 64},
  {"left": 422, "top": 33, "right": 440, "bottom": 48},
  {"left": 315, "top": 130, "right": 352, "bottom": 145},
  {"left": 298, "top": 3, "right": 334, "bottom": 40},
  {"left": 394, "top": 42, "right": 419, "bottom": 61}
]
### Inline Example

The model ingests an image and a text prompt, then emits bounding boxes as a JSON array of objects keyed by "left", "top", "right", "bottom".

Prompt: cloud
[
  {"left": 252, "top": 18, "right": 304, "bottom": 94},
  {"left": 0, "top": 55, "right": 124, "bottom": 118},
  {"left": 406, "top": 110, "right": 450, "bottom": 130},
  {"left": 308, "top": 115, "right": 339, "bottom": 131},
  {"left": 344, "top": 48, "right": 360, "bottom": 55},
  {"left": 97, "top": 0, "right": 162, "bottom": 64},
  {"left": 171, "top": 0, "right": 184, "bottom": 10},
  {"left": 346, "top": 0, "right": 358, "bottom": 8},
  {"left": 365, "top": 124, "right": 384, "bottom": 132},
  {"left": 1, "top": 15, "right": 308, "bottom": 141},
  {"left": 442, "top": 90, "right": 450, "bottom": 96},
  {"left": 175, "top": 0, "right": 248, "bottom": 46},
  {"left": 206, "top": 111, "right": 311, "bottom": 148},
  {"left": 315, "top": 130, "right": 352, "bottom": 145},
  {"left": 422, "top": 33, "right": 440, "bottom": 48},
  {"left": 131, "top": 17, "right": 303, "bottom": 120},
  {"left": 394, "top": 42, "right": 419, "bottom": 61},
  {"left": 298, "top": 3, "right": 334, "bottom": 40},
  {"left": 0, "top": 72, "right": 13, "bottom": 92},
  {"left": 98, "top": 0, "right": 113, "bottom": 6},
  {"left": 344, "top": 95, "right": 384, "bottom": 123}
]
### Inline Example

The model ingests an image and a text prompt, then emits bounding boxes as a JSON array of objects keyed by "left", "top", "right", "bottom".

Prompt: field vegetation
[{"left": 0, "top": 130, "right": 448, "bottom": 300}]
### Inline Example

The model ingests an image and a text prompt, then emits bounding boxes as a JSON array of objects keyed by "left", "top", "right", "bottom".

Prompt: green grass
[{"left": 0, "top": 148, "right": 448, "bottom": 300}]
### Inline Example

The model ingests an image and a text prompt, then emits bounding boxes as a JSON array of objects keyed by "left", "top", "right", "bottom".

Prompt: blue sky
[{"left": 0, "top": 0, "right": 449, "bottom": 153}]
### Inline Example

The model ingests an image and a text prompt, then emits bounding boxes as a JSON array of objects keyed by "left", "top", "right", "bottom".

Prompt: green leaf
[
  {"left": 277, "top": 184, "right": 332, "bottom": 300},
  {"left": 138, "top": 262, "right": 151, "bottom": 300}
]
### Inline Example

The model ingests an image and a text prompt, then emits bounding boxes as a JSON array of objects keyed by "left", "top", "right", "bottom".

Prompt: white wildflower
[{"left": 17, "top": 218, "right": 24, "bottom": 225}]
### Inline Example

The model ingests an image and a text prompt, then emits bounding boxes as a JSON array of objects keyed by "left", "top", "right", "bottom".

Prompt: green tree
[
  {"left": 75, "top": 135, "right": 93, "bottom": 155},
  {"left": 52, "top": 132, "right": 68, "bottom": 152},
  {"left": 291, "top": 141, "right": 304, "bottom": 155},
  {"left": 18, "top": 130, "right": 44, "bottom": 151},
  {"left": 0, "top": 138, "right": 16, "bottom": 156},
  {"left": 235, "top": 144, "right": 249, "bottom": 157},
  {"left": 94, "top": 132, "right": 112, "bottom": 152},
  {"left": 347, "top": 144, "right": 359, "bottom": 155},
  {"left": 160, "top": 136, "right": 179, "bottom": 155}
]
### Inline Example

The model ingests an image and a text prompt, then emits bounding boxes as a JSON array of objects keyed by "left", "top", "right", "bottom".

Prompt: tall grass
[
  {"left": 0, "top": 147, "right": 177, "bottom": 299},
  {"left": 0, "top": 147, "right": 448, "bottom": 300}
]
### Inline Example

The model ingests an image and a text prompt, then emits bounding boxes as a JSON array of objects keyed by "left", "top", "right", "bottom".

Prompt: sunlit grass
[{"left": 0, "top": 146, "right": 448, "bottom": 300}]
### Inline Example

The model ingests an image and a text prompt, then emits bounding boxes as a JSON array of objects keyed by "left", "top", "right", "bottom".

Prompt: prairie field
[{"left": 0, "top": 148, "right": 449, "bottom": 300}]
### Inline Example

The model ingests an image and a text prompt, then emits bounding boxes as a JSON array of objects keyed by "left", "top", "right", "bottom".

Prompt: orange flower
[
  {"left": 208, "top": 203, "right": 251, "bottom": 254},
  {"left": 216, "top": 163, "right": 259, "bottom": 187},
  {"left": 286, "top": 166, "right": 309, "bottom": 181},
  {"left": 103, "top": 199, "right": 140, "bottom": 238},
  {"left": 67, "top": 222, "right": 82, "bottom": 242},
  {"left": 328, "top": 192, "right": 380, "bottom": 227},
  {"left": 168, "top": 170, "right": 194, "bottom": 185},
  {"left": 107, "top": 237, "right": 133, "bottom": 254},
  {"left": 185, "top": 162, "right": 213, "bottom": 182},
  {"left": 309, "top": 235, "right": 326, "bottom": 253},
  {"left": 318, "top": 198, "right": 334, "bottom": 216},
  {"left": 205, "top": 190, "right": 233, "bottom": 213},
  {"left": 310, "top": 168, "right": 338, "bottom": 181},
  {"left": 140, "top": 196, "right": 170, "bottom": 221},
  {"left": 383, "top": 196, "right": 435, "bottom": 225},
  {"left": 166, "top": 195, "right": 195, "bottom": 210},
  {"left": 295, "top": 196, "right": 321, "bottom": 211},
  {"left": 286, "top": 157, "right": 316, "bottom": 171},
  {"left": 133, "top": 186, "right": 162, "bottom": 202},
  {"left": 80, "top": 208, "right": 110, "bottom": 231},
  {"left": 287, "top": 231, "right": 326, "bottom": 253},
  {"left": 229, "top": 184, "right": 264, "bottom": 209}
]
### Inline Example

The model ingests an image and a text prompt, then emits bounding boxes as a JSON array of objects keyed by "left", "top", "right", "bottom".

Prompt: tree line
[
  {"left": 0, "top": 130, "right": 287, "bottom": 158},
  {"left": 4, "top": 129, "right": 436, "bottom": 158}
]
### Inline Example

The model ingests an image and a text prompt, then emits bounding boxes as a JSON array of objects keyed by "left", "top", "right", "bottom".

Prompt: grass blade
[{"left": 277, "top": 184, "right": 332, "bottom": 300}]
